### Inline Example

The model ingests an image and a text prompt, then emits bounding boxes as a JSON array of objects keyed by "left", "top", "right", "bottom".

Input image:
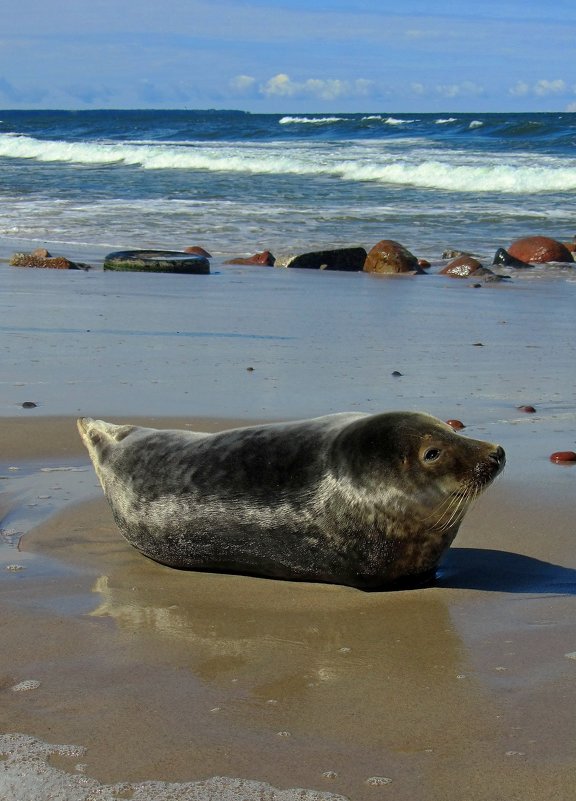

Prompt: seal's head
[{"left": 334, "top": 411, "right": 505, "bottom": 537}]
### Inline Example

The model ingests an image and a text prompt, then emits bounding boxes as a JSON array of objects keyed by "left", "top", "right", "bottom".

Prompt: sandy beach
[{"left": 1, "top": 242, "right": 575, "bottom": 800}]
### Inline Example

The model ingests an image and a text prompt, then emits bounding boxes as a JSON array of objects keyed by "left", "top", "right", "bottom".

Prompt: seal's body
[{"left": 77, "top": 412, "right": 504, "bottom": 589}]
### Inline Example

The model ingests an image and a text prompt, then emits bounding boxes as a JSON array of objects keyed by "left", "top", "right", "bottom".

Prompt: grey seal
[{"left": 77, "top": 412, "right": 505, "bottom": 590}]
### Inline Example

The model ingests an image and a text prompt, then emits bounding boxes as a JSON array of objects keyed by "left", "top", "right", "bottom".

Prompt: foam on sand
[{"left": 0, "top": 733, "right": 349, "bottom": 801}]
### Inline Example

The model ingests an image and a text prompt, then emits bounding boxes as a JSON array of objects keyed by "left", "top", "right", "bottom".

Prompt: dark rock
[
  {"left": 492, "top": 248, "right": 532, "bottom": 269},
  {"left": 21, "top": 401, "right": 37, "bottom": 409},
  {"left": 441, "top": 249, "right": 473, "bottom": 260},
  {"left": 507, "top": 236, "right": 574, "bottom": 264},
  {"left": 440, "top": 256, "right": 485, "bottom": 277},
  {"left": 103, "top": 250, "right": 209, "bottom": 274},
  {"left": 363, "top": 240, "right": 423, "bottom": 275},
  {"left": 184, "top": 246, "right": 212, "bottom": 258},
  {"left": 285, "top": 247, "right": 366, "bottom": 271},
  {"left": 225, "top": 251, "right": 275, "bottom": 266}
]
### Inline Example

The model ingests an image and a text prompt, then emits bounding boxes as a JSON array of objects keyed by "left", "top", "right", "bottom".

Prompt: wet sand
[{"left": 1, "top": 245, "right": 576, "bottom": 800}]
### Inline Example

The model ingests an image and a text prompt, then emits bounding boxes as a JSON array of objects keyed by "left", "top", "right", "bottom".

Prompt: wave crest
[{"left": 1, "top": 133, "right": 575, "bottom": 194}]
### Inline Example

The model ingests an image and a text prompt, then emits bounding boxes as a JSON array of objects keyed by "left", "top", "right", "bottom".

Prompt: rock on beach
[
  {"left": 363, "top": 240, "right": 424, "bottom": 274},
  {"left": 506, "top": 236, "right": 574, "bottom": 264}
]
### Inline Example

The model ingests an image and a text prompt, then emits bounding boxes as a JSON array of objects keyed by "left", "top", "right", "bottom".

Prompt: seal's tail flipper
[{"left": 77, "top": 417, "right": 136, "bottom": 455}]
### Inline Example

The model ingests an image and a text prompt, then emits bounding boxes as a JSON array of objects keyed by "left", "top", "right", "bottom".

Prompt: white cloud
[
  {"left": 259, "top": 73, "right": 373, "bottom": 101},
  {"left": 534, "top": 79, "right": 566, "bottom": 95},
  {"left": 509, "top": 80, "right": 529, "bottom": 96},
  {"left": 509, "top": 78, "right": 569, "bottom": 98},
  {"left": 435, "top": 81, "right": 484, "bottom": 98},
  {"left": 230, "top": 74, "right": 256, "bottom": 93}
]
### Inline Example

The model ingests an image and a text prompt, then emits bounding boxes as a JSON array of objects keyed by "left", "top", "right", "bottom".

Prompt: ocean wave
[
  {"left": 384, "top": 117, "right": 416, "bottom": 125},
  {"left": 469, "top": 120, "right": 484, "bottom": 129},
  {"left": 436, "top": 118, "right": 458, "bottom": 124},
  {"left": 1, "top": 133, "right": 575, "bottom": 193},
  {"left": 278, "top": 116, "right": 345, "bottom": 124}
]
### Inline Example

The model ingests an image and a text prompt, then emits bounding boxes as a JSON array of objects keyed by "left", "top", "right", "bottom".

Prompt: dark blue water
[{"left": 1, "top": 109, "right": 575, "bottom": 258}]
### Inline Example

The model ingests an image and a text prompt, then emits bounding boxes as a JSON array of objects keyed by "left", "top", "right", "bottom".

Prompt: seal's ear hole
[{"left": 89, "top": 431, "right": 102, "bottom": 446}]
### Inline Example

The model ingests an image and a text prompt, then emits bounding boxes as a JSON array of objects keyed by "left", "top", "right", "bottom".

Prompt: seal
[{"left": 77, "top": 412, "right": 505, "bottom": 590}]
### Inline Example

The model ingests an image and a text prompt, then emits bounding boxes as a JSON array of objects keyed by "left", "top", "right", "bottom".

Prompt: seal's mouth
[
  {"left": 473, "top": 445, "right": 506, "bottom": 485},
  {"left": 427, "top": 445, "right": 505, "bottom": 533}
]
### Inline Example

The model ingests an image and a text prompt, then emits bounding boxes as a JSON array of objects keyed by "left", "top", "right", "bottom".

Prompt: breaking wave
[
  {"left": 1, "top": 133, "right": 576, "bottom": 193},
  {"left": 278, "top": 116, "right": 345, "bottom": 124}
]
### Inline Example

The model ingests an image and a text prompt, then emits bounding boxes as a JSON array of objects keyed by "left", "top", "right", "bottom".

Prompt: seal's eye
[{"left": 423, "top": 447, "right": 441, "bottom": 463}]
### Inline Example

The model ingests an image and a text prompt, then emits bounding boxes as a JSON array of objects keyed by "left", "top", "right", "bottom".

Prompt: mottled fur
[{"left": 77, "top": 412, "right": 505, "bottom": 589}]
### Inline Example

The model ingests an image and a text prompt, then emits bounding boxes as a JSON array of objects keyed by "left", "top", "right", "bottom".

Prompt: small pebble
[
  {"left": 11, "top": 680, "right": 41, "bottom": 692},
  {"left": 391, "top": 371, "right": 403, "bottom": 377},
  {"left": 446, "top": 419, "right": 465, "bottom": 430},
  {"left": 365, "top": 776, "right": 393, "bottom": 786},
  {"left": 472, "top": 342, "right": 484, "bottom": 347},
  {"left": 550, "top": 451, "right": 576, "bottom": 463},
  {"left": 322, "top": 771, "right": 338, "bottom": 780},
  {"left": 246, "top": 367, "right": 255, "bottom": 372},
  {"left": 518, "top": 405, "right": 536, "bottom": 413},
  {"left": 21, "top": 401, "right": 37, "bottom": 409}
]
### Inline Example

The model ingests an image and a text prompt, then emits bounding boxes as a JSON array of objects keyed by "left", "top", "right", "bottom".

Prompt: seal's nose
[{"left": 489, "top": 445, "right": 506, "bottom": 469}]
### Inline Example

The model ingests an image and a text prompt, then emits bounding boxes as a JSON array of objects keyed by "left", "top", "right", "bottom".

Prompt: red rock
[
  {"left": 518, "top": 405, "right": 536, "bottom": 413},
  {"left": 507, "top": 236, "right": 573, "bottom": 264},
  {"left": 363, "top": 240, "right": 424, "bottom": 274},
  {"left": 446, "top": 419, "right": 465, "bottom": 430},
  {"left": 184, "top": 246, "right": 212, "bottom": 258},
  {"left": 225, "top": 250, "right": 275, "bottom": 266},
  {"left": 550, "top": 451, "right": 576, "bottom": 463}
]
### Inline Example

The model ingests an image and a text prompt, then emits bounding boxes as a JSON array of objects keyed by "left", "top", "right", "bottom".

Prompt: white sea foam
[
  {"left": 278, "top": 116, "right": 345, "bottom": 124},
  {"left": 384, "top": 117, "right": 416, "bottom": 125},
  {"left": 435, "top": 117, "right": 458, "bottom": 124},
  {"left": 469, "top": 120, "right": 484, "bottom": 129},
  {"left": 0, "top": 733, "right": 348, "bottom": 801},
  {"left": 1, "top": 134, "right": 576, "bottom": 196}
]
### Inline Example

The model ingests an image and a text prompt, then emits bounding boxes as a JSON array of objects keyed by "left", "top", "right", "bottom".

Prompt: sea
[{"left": 1, "top": 109, "right": 576, "bottom": 262}]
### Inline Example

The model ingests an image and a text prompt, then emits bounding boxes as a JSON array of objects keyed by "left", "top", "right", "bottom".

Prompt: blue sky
[{"left": 1, "top": 0, "right": 576, "bottom": 111}]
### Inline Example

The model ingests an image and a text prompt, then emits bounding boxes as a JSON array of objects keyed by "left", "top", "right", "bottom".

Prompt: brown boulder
[
  {"left": 440, "top": 256, "right": 486, "bottom": 278},
  {"left": 184, "top": 246, "right": 212, "bottom": 258},
  {"left": 225, "top": 250, "right": 275, "bottom": 266},
  {"left": 507, "top": 236, "right": 573, "bottom": 264},
  {"left": 9, "top": 252, "right": 87, "bottom": 270},
  {"left": 363, "top": 240, "right": 424, "bottom": 274}
]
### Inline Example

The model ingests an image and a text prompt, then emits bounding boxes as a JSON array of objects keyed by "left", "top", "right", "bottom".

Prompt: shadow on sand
[{"left": 437, "top": 547, "right": 576, "bottom": 595}]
